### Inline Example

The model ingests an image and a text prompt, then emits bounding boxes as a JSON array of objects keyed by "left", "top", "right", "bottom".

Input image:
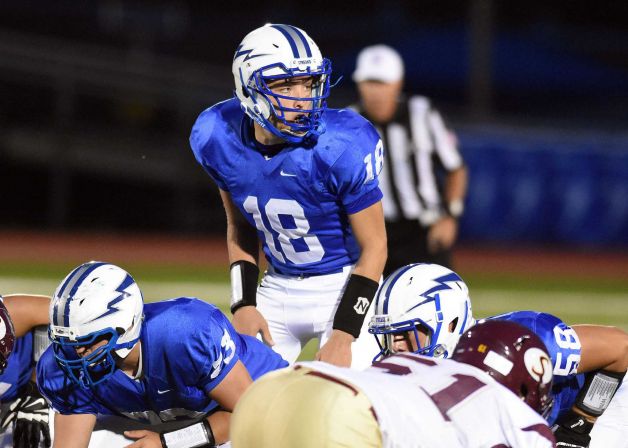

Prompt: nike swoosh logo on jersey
[
  {"left": 280, "top": 170, "right": 297, "bottom": 177},
  {"left": 157, "top": 389, "right": 172, "bottom": 394}
]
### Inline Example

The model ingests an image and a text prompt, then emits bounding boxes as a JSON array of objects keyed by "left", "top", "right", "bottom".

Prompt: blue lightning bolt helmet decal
[
  {"left": 86, "top": 273, "right": 135, "bottom": 323},
  {"left": 369, "top": 264, "right": 473, "bottom": 362}
]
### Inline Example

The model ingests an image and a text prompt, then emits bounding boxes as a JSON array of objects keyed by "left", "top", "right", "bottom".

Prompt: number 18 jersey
[{"left": 190, "top": 98, "right": 383, "bottom": 276}]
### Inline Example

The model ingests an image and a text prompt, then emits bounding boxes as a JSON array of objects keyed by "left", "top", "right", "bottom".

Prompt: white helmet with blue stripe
[
  {"left": 232, "top": 23, "right": 332, "bottom": 143},
  {"left": 49, "top": 261, "right": 144, "bottom": 388},
  {"left": 368, "top": 263, "right": 474, "bottom": 361}
]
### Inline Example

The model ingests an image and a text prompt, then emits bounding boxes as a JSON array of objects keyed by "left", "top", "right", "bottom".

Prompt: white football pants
[{"left": 256, "top": 265, "right": 380, "bottom": 370}]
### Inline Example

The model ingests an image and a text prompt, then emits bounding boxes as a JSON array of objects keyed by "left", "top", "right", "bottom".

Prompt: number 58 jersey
[
  {"left": 490, "top": 311, "right": 585, "bottom": 425},
  {"left": 190, "top": 98, "right": 383, "bottom": 276}
]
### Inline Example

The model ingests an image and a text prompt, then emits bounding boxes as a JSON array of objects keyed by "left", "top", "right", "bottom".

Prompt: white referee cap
[{"left": 352, "top": 44, "right": 404, "bottom": 83}]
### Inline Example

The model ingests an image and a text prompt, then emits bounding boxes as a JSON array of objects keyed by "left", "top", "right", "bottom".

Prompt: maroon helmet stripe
[{"left": 305, "top": 370, "right": 359, "bottom": 396}]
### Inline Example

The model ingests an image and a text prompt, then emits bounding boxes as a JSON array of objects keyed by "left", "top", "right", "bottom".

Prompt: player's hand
[
  {"left": 551, "top": 410, "right": 593, "bottom": 448},
  {"left": 316, "top": 330, "right": 354, "bottom": 367},
  {"left": 1, "top": 381, "right": 51, "bottom": 448},
  {"left": 232, "top": 306, "right": 274, "bottom": 346},
  {"left": 124, "top": 430, "right": 162, "bottom": 448},
  {"left": 427, "top": 216, "right": 457, "bottom": 254}
]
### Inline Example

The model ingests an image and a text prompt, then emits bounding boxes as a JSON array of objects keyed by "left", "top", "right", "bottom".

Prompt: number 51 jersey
[
  {"left": 190, "top": 98, "right": 383, "bottom": 276},
  {"left": 299, "top": 354, "right": 555, "bottom": 448}
]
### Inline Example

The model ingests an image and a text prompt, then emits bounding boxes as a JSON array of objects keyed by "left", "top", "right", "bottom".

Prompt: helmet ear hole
[{"left": 449, "top": 317, "right": 459, "bottom": 333}]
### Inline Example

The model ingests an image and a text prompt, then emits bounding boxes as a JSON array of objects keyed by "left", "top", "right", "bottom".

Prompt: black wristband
[
  {"left": 229, "top": 261, "right": 259, "bottom": 315},
  {"left": 333, "top": 274, "right": 379, "bottom": 338},
  {"left": 160, "top": 419, "right": 215, "bottom": 448}
]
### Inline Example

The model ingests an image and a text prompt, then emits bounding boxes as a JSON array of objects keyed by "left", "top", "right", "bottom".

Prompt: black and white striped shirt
[{"left": 354, "top": 96, "right": 464, "bottom": 226}]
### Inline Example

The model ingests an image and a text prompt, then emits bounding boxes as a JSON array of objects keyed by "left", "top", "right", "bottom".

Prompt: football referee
[{"left": 351, "top": 45, "right": 468, "bottom": 275}]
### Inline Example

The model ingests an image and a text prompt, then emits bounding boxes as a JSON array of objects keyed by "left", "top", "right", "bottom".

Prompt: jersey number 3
[{"left": 243, "top": 196, "right": 324, "bottom": 264}]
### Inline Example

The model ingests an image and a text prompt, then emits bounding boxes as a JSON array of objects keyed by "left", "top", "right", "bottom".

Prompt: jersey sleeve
[
  {"left": 189, "top": 107, "right": 229, "bottom": 191},
  {"left": 36, "top": 347, "right": 98, "bottom": 415},
  {"left": 327, "top": 121, "right": 384, "bottom": 214},
  {"left": 173, "top": 304, "right": 241, "bottom": 395}
]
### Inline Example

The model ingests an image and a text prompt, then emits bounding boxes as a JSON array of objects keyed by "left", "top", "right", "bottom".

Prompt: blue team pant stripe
[
  {"left": 271, "top": 24, "right": 302, "bottom": 58},
  {"left": 285, "top": 24, "right": 312, "bottom": 57},
  {"left": 61, "top": 262, "right": 107, "bottom": 327}
]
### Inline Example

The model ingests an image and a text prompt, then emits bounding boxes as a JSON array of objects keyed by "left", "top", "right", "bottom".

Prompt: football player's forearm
[
  {"left": 220, "top": 188, "right": 259, "bottom": 264},
  {"left": 2, "top": 294, "right": 51, "bottom": 337},
  {"left": 226, "top": 223, "right": 259, "bottom": 264},
  {"left": 353, "top": 226, "right": 387, "bottom": 282},
  {"left": 349, "top": 201, "right": 387, "bottom": 282},
  {"left": 207, "top": 411, "right": 231, "bottom": 445},
  {"left": 53, "top": 413, "right": 96, "bottom": 448},
  {"left": 353, "top": 242, "right": 387, "bottom": 282}
]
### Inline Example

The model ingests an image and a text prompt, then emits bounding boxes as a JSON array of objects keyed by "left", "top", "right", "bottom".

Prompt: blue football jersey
[
  {"left": 490, "top": 311, "right": 585, "bottom": 424},
  {"left": 190, "top": 98, "right": 384, "bottom": 276},
  {"left": 0, "top": 332, "right": 33, "bottom": 401},
  {"left": 37, "top": 298, "right": 287, "bottom": 423}
]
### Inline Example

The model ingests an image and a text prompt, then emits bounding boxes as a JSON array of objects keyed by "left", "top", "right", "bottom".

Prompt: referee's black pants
[{"left": 384, "top": 219, "right": 453, "bottom": 278}]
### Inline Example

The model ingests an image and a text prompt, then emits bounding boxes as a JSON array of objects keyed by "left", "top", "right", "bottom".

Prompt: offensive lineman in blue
[
  {"left": 37, "top": 262, "right": 287, "bottom": 448},
  {"left": 368, "top": 263, "right": 628, "bottom": 448},
  {"left": 190, "top": 24, "right": 387, "bottom": 368}
]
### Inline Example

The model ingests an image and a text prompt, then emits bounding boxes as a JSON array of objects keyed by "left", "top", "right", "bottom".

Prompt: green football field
[{"left": 1, "top": 261, "right": 626, "bottom": 360}]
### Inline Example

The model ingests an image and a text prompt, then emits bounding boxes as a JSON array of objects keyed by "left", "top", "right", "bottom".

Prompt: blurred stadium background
[{"left": 1, "top": 1, "right": 627, "bottom": 358}]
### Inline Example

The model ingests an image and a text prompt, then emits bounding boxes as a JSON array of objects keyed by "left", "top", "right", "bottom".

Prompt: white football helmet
[
  {"left": 232, "top": 23, "right": 332, "bottom": 143},
  {"left": 369, "top": 263, "right": 475, "bottom": 361},
  {"left": 49, "top": 261, "right": 144, "bottom": 388}
]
